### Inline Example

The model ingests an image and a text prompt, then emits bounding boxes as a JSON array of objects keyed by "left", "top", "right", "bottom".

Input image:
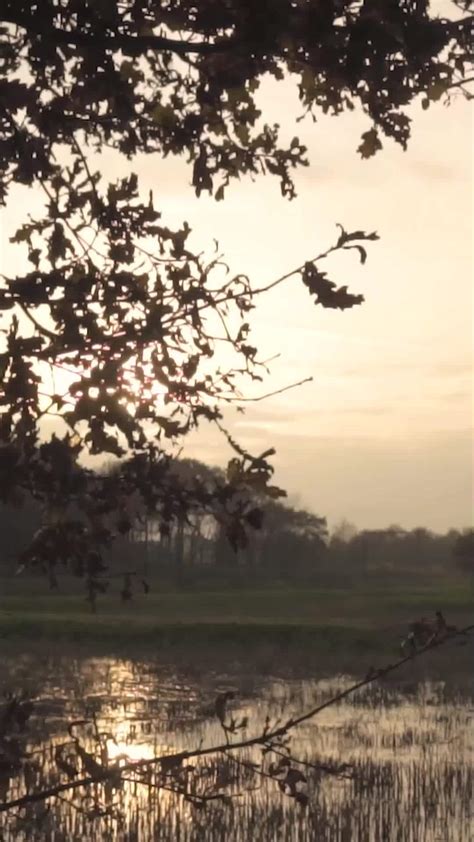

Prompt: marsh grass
[{"left": 0, "top": 652, "right": 472, "bottom": 841}]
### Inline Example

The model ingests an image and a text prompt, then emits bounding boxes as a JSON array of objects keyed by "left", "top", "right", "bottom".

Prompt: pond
[{"left": 0, "top": 648, "right": 472, "bottom": 841}]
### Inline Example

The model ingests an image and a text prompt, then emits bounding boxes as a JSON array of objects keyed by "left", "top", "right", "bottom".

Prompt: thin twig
[
  {"left": 273, "top": 627, "right": 474, "bottom": 737},
  {"left": 223, "top": 376, "right": 313, "bottom": 403},
  {"left": 18, "top": 304, "right": 57, "bottom": 340}
]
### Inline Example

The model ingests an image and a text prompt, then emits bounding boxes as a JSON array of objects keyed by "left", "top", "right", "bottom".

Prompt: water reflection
[{"left": 0, "top": 653, "right": 472, "bottom": 841}]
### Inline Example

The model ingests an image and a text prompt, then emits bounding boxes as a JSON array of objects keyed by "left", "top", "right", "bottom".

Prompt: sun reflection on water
[{"left": 106, "top": 738, "right": 157, "bottom": 763}]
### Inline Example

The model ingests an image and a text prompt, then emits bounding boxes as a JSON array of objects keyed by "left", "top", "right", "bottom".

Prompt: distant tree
[
  {"left": 453, "top": 530, "right": 474, "bottom": 577},
  {"left": 130, "top": 460, "right": 328, "bottom": 584},
  {"left": 242, "top": 501, "right": 327, "bottom": 576},
  {"left": 324, "top": 523, "right": 469, "bottom": 585},
  {"left": 0, "top": 2, "right": 472, "bottom": 591},
  {"left": 0, "top": 498, "right": 41, "bottom": 573},
  {"left": 330, "top": 520, "right": 358, "bottom": 545}
]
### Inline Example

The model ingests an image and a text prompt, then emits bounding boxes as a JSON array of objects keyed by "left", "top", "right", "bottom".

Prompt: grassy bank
[{"left": 0, "top": 581, "right": 471, "bottom": 652}]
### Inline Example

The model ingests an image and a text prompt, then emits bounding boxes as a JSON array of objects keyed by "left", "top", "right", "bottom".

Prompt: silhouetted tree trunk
[{"left": 174, "top": 520, "right": 185, "bottom": 587}]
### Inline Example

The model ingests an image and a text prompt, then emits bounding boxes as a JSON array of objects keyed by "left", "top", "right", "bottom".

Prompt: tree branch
[
  {"left": 18, "top": 304, "right": 56, "bottom": 340},
  {"left": 272, "top": 624, "right": 474, "bottom": 737},
  {"left": 2, "top": 14, "right": 240, "bottom": 56}
]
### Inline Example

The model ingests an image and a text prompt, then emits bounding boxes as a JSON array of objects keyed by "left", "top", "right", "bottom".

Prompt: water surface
[{"left": 0, "top": 651, "right": 472, "bottom": 841}]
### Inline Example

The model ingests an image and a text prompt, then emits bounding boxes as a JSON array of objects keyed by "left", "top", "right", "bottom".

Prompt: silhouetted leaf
[{"left": 357, "top": 128, "right": 383, "bottom": 159}]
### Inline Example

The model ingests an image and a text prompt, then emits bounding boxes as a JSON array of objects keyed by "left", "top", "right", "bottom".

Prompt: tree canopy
[
  {"left": 2, "top": 1, "right": 472, "bottom": 196},
  {"left": 0, "top": 1, "right": 472, "bottom": 594}
]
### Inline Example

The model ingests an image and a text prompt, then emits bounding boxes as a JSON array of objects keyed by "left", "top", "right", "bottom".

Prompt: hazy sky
[
  {"left": 126, "top": 80, "right": 472, "bottom": 533},
  {"left": 2, "top": 28, "right": 472, "bottom": 533}
]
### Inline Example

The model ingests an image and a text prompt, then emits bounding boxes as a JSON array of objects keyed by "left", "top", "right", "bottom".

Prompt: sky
[
  {"left": 125, "top": 79, "right": 472, "bottom": 534},
  {"left": 1, "top": 17, "right": 472, "bottom": 534}
]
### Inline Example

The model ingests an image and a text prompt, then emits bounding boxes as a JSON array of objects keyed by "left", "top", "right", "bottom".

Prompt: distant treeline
[{"left": 0, "top": 458, "right": 472, "bottom": 589}]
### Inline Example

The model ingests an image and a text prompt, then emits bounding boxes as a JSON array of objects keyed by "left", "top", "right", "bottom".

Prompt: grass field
[{"left": 0, "top": 579, "right": 471, "bottom": 655}]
